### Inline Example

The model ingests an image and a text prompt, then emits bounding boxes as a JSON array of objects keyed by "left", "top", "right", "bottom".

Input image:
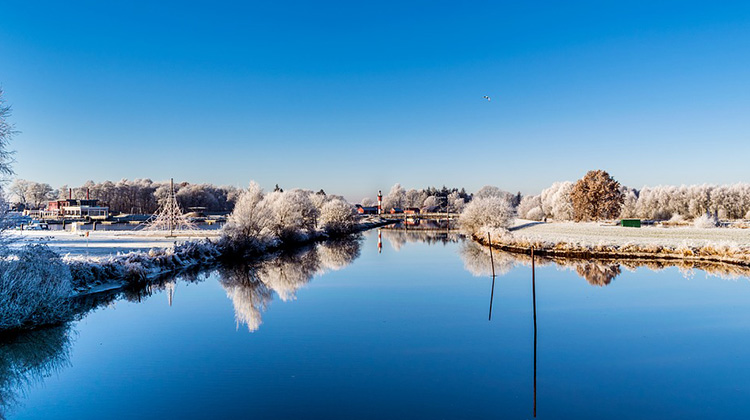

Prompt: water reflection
[
  {"left": 380, "top": 229, "right": 462, "bottom": 252},
  {"left": 458, "top": 240, "right": 750, "bottom": 286},
  {"left": 0, "top": 326, "right": 73, "bottom": 419},
  {"left": 219, "top": 238, "right": 362, "bottom": 332},
  {"left": 460, "top": 240, "right": 514, "bottom": 277}
]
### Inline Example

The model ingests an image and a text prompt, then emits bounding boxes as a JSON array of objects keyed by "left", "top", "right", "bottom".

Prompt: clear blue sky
[{"left": 1, "top": 1, "right": 749, "bottom": 200}]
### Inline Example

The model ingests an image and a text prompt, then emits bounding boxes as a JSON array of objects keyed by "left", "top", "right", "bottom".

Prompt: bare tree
[
  {"left": 570, "top": 170, "right": 624, "bottom": 221},
  {"left": 0, "top": 88, "right": 15, "bottom": 178}
]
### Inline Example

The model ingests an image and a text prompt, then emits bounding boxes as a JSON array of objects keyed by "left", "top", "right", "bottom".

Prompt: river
[{"left": 2, "top": 229, "right": 750, "bottom": 419}]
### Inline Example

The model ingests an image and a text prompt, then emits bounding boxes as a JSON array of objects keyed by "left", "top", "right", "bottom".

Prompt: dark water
[{"left": 3, "top": 230, "right": 750, "bottom": 419}]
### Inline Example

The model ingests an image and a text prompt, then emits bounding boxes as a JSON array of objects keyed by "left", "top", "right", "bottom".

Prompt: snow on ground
[
  {"left": 509, "top": 220, "right": 750, "bottom": 248},
  {"left": 10, "top": 229, "right": 221, "bottom": 258}
]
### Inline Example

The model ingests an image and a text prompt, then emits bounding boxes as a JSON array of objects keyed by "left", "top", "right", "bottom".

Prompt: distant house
[
  {"left": 357, "top": 206, "right": 378, "bottom": 215},
  {"left": 389, "top": 208, "right": 403, "bottom": 214},
  {"left": 44, "top": 199, "right": 109, "bottom": 220},
  {"left": 404, "top": 207, "right": 420, "bottom": 215}
]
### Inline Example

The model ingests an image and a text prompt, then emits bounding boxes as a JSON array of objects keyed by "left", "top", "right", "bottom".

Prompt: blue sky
[{"left": 1, "top": 1, "right": 749, "bottom": 200}]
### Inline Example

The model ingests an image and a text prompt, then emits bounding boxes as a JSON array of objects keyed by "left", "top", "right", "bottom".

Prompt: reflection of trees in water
[
  {"left": 381, "top": 230, "right": 462, "bottom": 252},
  {"left": 219, "top": 238, "right": 362, "bottom": 332},
  {"left": 460, "top": 243, "right": 750, "bottom": 286},
  {"left": 0, "top": 325, "right": 72, "bottom": 419},
  {"left": 574, "top": 263, "right": 621, "bottom": 286},
  {"left": 460, "top": 241, "right": 515, "bottom": 277},
  {"left": 318, "top": 238, "right": 361, "bottom": 271}
]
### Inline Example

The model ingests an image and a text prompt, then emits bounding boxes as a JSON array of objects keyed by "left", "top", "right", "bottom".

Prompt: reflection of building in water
[
  {"left": 0, "top": 325, "right": 72, "bottom": 417},
  {"left": 219, "top": 239, "right": 361, "bottom": 332}
]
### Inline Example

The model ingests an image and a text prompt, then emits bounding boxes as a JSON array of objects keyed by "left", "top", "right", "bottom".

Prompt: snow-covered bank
[
  {"left": 12, "top": 229, "right": 219, "bottom": 257},
  {"left": 476, "top": 220, "right": 750, "bottom": 266}
]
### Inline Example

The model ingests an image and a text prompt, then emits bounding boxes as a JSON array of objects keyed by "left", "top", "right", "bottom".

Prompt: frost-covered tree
[
  {"left": 474, "top": 185, "right": 514, "bottom": 202},
  {"left": 0, "top": 89, "right": 15, "bottom": 179},
  {"left": 361, "top": 197, "right": 374, "bottom": 207},
  {"left": 570, "top": 170, "right": 624, "bottom": 221},
  {"left": 422, "top": 195, "right": 440, "bottom": 212},
  {"left": 318, "top": 198, "right": 355, "bottom": 234},
  {"left": 459, "top": 196, "right": 515, "bottom": 237},
  {"left": 620, "top": 187, "right": 639, "bottom": 218},
  {"left": 223, "top": 181, "right": 266, "bottom": 246},
  {"left": 540, "top": 181, "right": 574, "bottom": 221},
  {"left": 383, "top": 183, "right": 406, "bottom": 210},
  {"left": 255, "top": 189, "right": 319, "bottom": 243},
  {"left": 517, "top": 194, "right": 543, "bottom": 220},
  {"left": 447, "top": 191, "right": 466, "bottom": 213}
]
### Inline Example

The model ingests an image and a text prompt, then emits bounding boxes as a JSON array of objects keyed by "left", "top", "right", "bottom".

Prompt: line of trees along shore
[
  {"left": 10, "top": 178, "right": 241, "bottom": 214},
  {"left": 517, "top": 176, "right": 750, "bottom": 223}
]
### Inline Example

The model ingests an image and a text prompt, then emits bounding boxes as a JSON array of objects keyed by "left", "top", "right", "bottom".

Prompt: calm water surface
[{"left": 4, "top": 230, "right": 750, "bottom": 419}]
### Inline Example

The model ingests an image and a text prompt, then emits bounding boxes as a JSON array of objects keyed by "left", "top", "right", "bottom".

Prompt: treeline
[
  {"left": 367, "top": 184, "right": 488, "bottom": 213},
  {"left": 10, "top": 179, "right": 241, "bottom": 214},
  {"left": 517, "top": 174, "right": 750, "bottom": 222}
]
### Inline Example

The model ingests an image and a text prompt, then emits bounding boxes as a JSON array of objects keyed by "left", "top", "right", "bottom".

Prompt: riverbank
[
  {"left": 0, "top": 217, "right": 394, "bottom": 333},
  {"left": 66, "top": 218, "right": 393, "bottom": 297},
  {"left": 477, "top": 220, "right": 750, "bottom": 267}
]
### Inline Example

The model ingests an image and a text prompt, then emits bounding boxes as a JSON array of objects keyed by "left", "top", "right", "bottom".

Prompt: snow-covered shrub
[
  {"left": 0, "top": 245, "right": 73, "bottom": 330},
  {"left": 669, "top": 213, "right": 685, "bottom": 223},
  {"left": 318, "top": 198, "right": 355, "bottom": 234},
  {"left": 694, "top": 213, "right": 719, "bottom": 228},
  {"left": 459, "top": 196, "right": 515, "bottom": 236},
  {"left": 517, "top": 195, "right": 542, "bottom": 220},
  {"left": 526, "top": 207, "right": 544, "bottom": 221}
]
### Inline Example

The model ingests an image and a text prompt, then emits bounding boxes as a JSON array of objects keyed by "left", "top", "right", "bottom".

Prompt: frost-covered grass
[
  {"left": 483, "top": 219, "right": 750, "bottom": 265},
  {"left": 12, "top": 230, "right": 218, "bottom": 258}
]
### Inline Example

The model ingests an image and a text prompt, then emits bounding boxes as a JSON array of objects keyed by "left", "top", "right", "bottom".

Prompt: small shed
[{"left": 621, "top": 219, "right": 641, "bottom": 228}]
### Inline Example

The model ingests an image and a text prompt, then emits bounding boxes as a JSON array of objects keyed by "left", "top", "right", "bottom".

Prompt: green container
[{"left": 621, "top": 219, "right": 641, "bottom": 228}]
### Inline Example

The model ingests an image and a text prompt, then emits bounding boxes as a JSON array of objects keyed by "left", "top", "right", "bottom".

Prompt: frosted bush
[
  {"left": 318, "top": 198, "right": 355, "bottom": 234},
  {"left": 694, "top": 213, "right": 718, "bottom": 228},
  {"left": 526, "top": 207, "right": 544, "bottom": 221},
  {"left": 459, "top": 196, "right": 515, "bottom": 236},
  {"left": 669, "top": 213, "right": 685, "bottom": 223},
  {"left": 0, "top": 245, "right": 73, "bottom": 330}
]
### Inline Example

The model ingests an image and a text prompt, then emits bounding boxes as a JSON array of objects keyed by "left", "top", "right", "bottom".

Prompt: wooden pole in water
[
  {"left": 487, "top": 232, "right": 495, "bottom": 278},
  {"left": 532, "top": 246, "right": 537, "bottom": 418},
  {"left": 488, "top": 275, "right": 496, "bottom": 321}
]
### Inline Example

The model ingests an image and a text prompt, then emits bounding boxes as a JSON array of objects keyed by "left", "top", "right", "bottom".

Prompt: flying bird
[{"left": 483, "top": 95, "right": 491, "bottom": 102}]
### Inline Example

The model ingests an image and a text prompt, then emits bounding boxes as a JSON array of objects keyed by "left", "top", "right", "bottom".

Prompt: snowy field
[
  {"left": 510, "top": 220, "right": 750, "bottom": 248},
  {"left": 11, "top": 230, "right": 221, "bottom": 258}
]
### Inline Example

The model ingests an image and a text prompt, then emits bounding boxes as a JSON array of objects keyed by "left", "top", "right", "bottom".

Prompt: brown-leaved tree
[{"left": 570, "top": 170, "right": 624, "bottom": 221}]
